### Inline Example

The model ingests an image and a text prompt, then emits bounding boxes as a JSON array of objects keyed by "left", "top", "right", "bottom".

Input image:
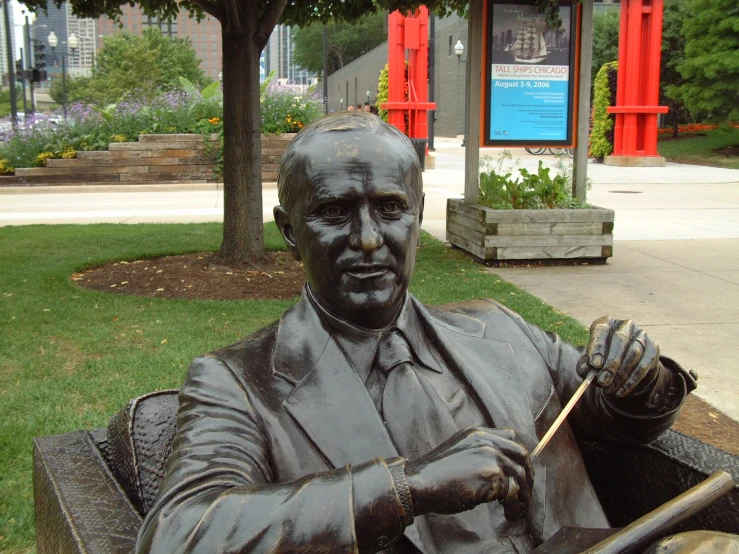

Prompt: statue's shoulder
[
  {"left": 204, "top": 320, "right": 281, "bottom": 371},
  {"left": 433, "top": 298, "right": 508, "bottom": 320},
  {"left": 416, "top": 297, "right": 514, "bottom": 335}
]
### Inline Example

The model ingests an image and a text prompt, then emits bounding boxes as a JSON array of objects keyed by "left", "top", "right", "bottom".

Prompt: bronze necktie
[
  {"left": 377, "top": 329, "right": 458, "bottom": 459},
  {"left": 376, "top": 329, "right": 510, "bottom": 554}
]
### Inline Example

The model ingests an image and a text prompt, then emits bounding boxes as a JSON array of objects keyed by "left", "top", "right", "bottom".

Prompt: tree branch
[
  {"left": 221, "top": 0, "right": 243, "bottom": 36},
  {"left": 256, "top": 0, "right": 289, "bottom": 50},
  {"left": 189, "top": 0, "right": 221, "bottom": 20}
]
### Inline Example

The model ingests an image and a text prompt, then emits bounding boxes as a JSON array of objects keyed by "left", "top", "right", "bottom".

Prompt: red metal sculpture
[
  {"left": 383, "top": 8, "right": 436, "bottom": 146},
  {"left": 607, "top": 0, "right": 668, "bottom": 164}
]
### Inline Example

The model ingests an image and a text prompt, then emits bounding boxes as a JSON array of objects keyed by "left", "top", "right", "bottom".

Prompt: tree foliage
[
  {"left": 293, "top": 11, "right": 386, "bottom": 77},
  {"left": 661, "top": 0, "right": 690, "bottom": 134},
  {"left": 669, "top": 0, "right": 739, "bottom": 121},
  {"left": 591, "top": 8, "right": 619, "bottom": 85},
  {"left": 50, "top": 28, "right": 209, "bottom": 106}
]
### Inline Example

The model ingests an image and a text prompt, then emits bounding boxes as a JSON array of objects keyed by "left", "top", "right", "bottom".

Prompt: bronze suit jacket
[{"left": 136, "top": 294, "right": 686, "bottom": 554}]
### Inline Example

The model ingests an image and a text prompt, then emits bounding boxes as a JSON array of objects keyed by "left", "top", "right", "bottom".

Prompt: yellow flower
[{"left": 208, "top": 117, "right": 221, "bottom": 125}]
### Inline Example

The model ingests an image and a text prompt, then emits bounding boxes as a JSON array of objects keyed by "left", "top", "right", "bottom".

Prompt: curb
[{"left": 0, "top": 181, "right": 279, "bottom": 194}]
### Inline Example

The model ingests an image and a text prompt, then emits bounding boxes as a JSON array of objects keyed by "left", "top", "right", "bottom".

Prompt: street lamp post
[
  {"left": 454, "top": 40, "right": 467, "bottom": 146},
  {"left": 24, "top": 14, "right": 35, "bottom": 114},
  {"left": 3, "top": 0, "right": 18, "bottom": 125},
  {"left": 48, "top": 31, "right": 78, "bottom": 120}
]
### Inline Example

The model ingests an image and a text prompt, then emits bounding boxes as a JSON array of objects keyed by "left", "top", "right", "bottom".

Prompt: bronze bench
[{"left": 33, "top": 389, "right": 739, "bottom": 554}]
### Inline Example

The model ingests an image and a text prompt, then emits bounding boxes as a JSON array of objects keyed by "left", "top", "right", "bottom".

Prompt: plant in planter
[{"left": 447, "top": 153, "right": 614, "bottom": 262}]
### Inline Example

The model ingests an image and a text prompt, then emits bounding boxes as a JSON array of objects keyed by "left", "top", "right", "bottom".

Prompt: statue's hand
[
  {"left": 405, "top": 427, "right": 533, "bottom": 521},
  {"left": 578, "top": 317, "right": 660, "bottom": 399}
]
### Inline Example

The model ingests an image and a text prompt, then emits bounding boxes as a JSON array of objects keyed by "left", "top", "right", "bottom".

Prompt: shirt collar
[{"left": 306, "top": 285, "right": 443, "bottom": 378}]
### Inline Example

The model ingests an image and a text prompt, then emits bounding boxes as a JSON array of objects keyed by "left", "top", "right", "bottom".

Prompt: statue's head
[{"left": 274, "top": 112, "right": 424, "bottom": 329}]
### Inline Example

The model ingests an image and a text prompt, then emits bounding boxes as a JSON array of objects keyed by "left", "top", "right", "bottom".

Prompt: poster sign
[{"left": 485, "top": 0, "right": 576, "bottom": 145}]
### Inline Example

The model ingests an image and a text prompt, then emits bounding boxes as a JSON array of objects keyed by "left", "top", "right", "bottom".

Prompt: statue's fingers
[
  {"left": 601, "top": 320, "right": 635, "bottom": 391},
  {"left": 614, "top": 330, "right": 649, "bottom": 397},
  {"left": 586, "top": 316, "right": 613, "bottom": 374}
]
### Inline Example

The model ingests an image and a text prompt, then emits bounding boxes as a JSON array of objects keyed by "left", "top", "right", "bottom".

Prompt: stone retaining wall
[{"left": 0, "top": 133, "right": 295, "bottom": 187}]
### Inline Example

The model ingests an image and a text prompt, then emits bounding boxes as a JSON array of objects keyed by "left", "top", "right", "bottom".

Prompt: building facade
[
  {"left": 32, "top": 2, "right": 96, "bottom": 78},
  {"left": 0, "top": 6, "right": 16, "bottom": 85},
  {"left": 97, "top": 6, "right": 223, "bottom": 80},
  {"left": 263, "top": 24, "right": 316, "bottom": 87}
]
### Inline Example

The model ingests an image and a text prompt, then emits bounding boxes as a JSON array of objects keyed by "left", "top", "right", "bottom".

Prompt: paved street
[{"left": 2, "top": 137, "right": 738, "bottom": 419}]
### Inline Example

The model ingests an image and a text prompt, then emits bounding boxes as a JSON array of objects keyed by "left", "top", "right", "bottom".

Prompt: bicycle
[
  {"left": 525, "top": 147, "right": 574, "bottom": 158},
  {"left": 548, "top": 147, "right": 574, "bottom": 158}
]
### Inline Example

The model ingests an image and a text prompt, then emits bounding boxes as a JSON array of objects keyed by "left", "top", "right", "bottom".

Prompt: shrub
[
  {"left": 376, "top": 64, "right": 389, "bottom": 122},
  {"left": 34, "top": 152, "right": 55, "bottom": 167},
  {"left": 0, "top": 158, "right": 13, "bottom": 174},
  {"left": 478, "top": 151, "right": 590, "bottom": 210},
  {"left": 261, "top": 83, "right": 322, "bottom": 134},
  {"left": 589, "top": 61, "right": 618, "bottom": 161}
]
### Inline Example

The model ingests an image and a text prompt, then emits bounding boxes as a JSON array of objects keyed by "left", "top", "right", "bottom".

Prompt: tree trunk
[
  {"left": 216, "top": 22, "right": 266, "bottom": 266},
  {"left": 671, "top": 101, "right": 679, "bottom": 138}
]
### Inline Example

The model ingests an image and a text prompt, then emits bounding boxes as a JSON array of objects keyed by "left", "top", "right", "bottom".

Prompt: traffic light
[{"left": 34, "top": 41, "right": 46, "bottom": 70}]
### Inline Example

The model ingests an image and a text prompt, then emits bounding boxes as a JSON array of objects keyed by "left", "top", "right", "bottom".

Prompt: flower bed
[
  {"left": 0, "top": 78, "right": 322, "bottom": 177},
  {"left": 657, "top": 122, "right": 739, "bottom": 135}
]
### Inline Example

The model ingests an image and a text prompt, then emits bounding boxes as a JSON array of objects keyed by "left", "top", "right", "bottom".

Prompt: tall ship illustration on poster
[{"left": 506, "top": 21, "right": 548, "bottom": 64}]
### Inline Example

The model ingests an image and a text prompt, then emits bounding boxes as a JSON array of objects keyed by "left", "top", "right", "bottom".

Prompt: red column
[
  {"left": 383, "top": 9, "right": 436, "bottom": 142},
  {"left": 387, "top": 11, "right": 406, "bottom": 133},
  {"left": 607, "top": 0, "right": 668, "bottom": 159}
]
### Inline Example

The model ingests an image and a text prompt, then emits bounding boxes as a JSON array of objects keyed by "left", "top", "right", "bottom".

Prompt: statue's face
[{"left": 277, "top": 130, "right": 423, "bottom": 329}]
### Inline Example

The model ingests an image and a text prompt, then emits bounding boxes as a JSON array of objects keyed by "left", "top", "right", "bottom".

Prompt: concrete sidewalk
[{"left": 1, "top": 136, "right": 738, "bottom": 420}]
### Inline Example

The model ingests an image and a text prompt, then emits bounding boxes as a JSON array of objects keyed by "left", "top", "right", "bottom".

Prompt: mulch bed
[
  {"left": 716, "top": 145, "right": 739, "bottom": 157},
  {"left": 75, "top": 253, "right": 739, "bottom": 455},
  {"left": 658, "top": 133, "right": 708, "bottom": 141},
  {"left": 75, "top": 251, "right": 306, "bottom": 301}
]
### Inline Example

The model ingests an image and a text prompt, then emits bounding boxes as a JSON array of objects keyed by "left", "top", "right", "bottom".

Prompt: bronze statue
[{"left": 136, "top": 113, "right": 722, "bottom": 554}]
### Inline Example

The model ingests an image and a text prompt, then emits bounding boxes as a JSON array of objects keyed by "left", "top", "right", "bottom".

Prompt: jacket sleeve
[
  {"left": 491, "top": 301, "right": 696, "bottom": 445},
  {"left": 136, "top": 355, "right": 407, "bottom": 554}
]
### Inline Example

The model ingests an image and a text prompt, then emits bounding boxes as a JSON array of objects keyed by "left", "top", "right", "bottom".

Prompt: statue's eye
[
  {"left": 380, "top": 201, "right": 402, "bottom": 216},
  {"left": 320, "top": 206, "right": 346, "bottom": 220}
]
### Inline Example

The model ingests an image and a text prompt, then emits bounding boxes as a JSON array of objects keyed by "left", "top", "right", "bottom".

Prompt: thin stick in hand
[{"left": 530, "top": 368, "right": 598, "bottom": 462}]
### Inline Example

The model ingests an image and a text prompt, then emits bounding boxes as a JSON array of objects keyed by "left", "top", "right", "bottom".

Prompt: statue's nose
[{"left": 349, "top": 208, "right": 383, "bottom": 253}]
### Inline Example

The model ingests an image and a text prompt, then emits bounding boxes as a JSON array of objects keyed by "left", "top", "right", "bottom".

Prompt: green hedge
[{"left": 589, "top": 61, "right": 618, "bottom": 161}]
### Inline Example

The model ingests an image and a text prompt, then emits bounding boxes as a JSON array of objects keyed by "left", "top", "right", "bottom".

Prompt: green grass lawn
[
  {"left": 0, "top": 223, "right": 587, "bottom": 553},
  {"left": 658, "top": 128, "right": 739, "bottom": 169}
]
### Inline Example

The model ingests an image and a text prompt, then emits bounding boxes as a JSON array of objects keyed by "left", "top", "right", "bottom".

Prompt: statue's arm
[
  {"left": 491, "top": 302, "right": 696, "bottom": 444},
  {"left": 136, "top": 356, "right": 407, "bottom": 554}
]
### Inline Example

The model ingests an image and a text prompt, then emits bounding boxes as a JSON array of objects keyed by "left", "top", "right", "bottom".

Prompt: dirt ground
[{"left": 76, "top": 253, "right": 739, "bottom": 456}]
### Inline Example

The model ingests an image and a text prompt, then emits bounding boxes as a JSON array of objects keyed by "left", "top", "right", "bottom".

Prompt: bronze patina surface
[{"left": 125, "top": 113, "right": 731, "bottom": 554}]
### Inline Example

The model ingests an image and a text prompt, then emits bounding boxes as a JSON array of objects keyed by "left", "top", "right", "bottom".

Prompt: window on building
[{"left": 448, "top": 35, "right": 453, "bottom": 56}]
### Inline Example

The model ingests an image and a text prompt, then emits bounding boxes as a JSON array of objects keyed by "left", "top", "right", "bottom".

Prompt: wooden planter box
[{"left": 446, "top": 198, "right": 614, "bottom": 262}]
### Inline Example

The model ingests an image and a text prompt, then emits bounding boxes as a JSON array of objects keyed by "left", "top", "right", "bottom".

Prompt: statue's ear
[
  {"left": 273, "top": 205, "right": 302, "bottom": 261},
  {"left": 418, "top": 192, "right": 425, "bottom": 246}
]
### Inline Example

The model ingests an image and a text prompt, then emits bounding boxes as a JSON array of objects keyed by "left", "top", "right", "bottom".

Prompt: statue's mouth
[{"left": 345, "top": 266, "right": 391, "bottom": 280}]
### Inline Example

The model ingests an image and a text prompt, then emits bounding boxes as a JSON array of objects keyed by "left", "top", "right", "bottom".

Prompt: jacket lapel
[
  {"left": 282, "top": 337, "right": 400, "bottom": 466},
  {"left": 274, "top": 292, "right": 398, "bottom": 466},
  {"left": 413, "top": 299, "right": 538, "bottom": 452}
]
